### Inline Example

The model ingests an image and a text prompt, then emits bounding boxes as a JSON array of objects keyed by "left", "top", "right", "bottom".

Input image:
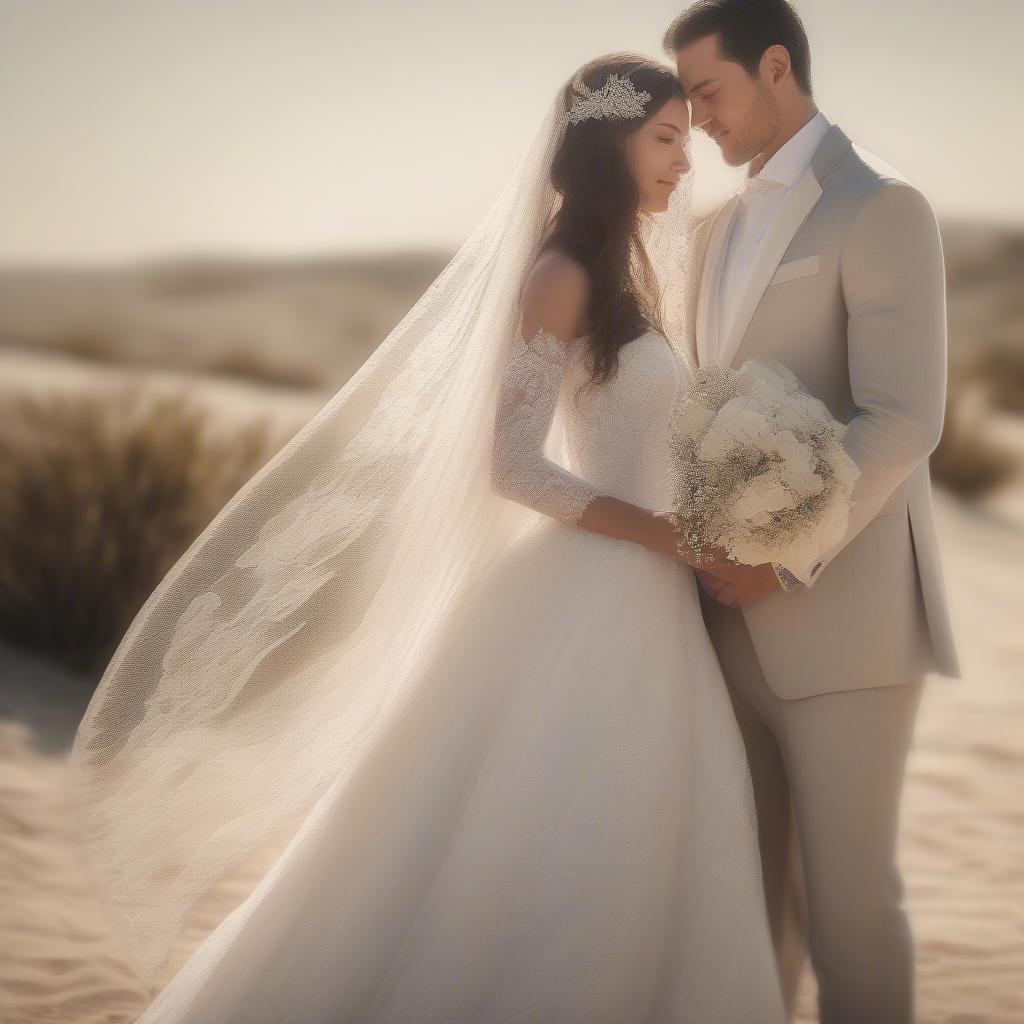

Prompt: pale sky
[{"left": 1, "top": 0, "right": 1021, "bottom": 265}]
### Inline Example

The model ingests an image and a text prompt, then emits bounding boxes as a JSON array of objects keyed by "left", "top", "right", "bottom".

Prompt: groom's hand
[{"left": 698, "top": 562, "right": 780, "bottom": 608}]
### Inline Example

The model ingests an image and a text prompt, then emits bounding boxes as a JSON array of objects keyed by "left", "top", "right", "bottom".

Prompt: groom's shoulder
[
  {"left": 831, "top": 140, "right": 940, "bottom": 249},
  {"left": 836, "top": 139, "right": 933, "bottom": 211}
]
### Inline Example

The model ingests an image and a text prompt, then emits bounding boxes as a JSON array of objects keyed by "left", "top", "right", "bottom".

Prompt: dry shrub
[
  {"left": 930, "top": 378, "right": 1019, "bottom": 498},
  {"left": 51, "top": 328, "right": 123, "bottom": 364},
  {"left": 0, "top": 385, "right": 275, "bottom": 675},
  {"left": 974, "top": 342, "right": 1024, "bottom": 415}
]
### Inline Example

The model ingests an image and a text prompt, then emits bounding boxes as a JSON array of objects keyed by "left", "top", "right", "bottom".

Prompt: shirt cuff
[
  {"left": 772, "top": 559, "right": 823, "bottom": 590},
  {"left": 771, "top": 563, "right": 800, "bottom": 591}
]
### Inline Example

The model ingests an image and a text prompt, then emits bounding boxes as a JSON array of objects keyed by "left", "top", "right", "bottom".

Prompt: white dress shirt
[{"left": 716, "top": 110, "right": 833, "bottom": 359}]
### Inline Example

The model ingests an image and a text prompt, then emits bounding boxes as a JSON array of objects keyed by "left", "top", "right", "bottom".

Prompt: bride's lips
[{"left": 656, "top": 179, "right": 678, "bottom": 188}]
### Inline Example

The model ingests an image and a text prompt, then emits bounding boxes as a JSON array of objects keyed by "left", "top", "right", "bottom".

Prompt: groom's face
[{"left": 674, "top": 33, "right": 780, "bottom": 168}]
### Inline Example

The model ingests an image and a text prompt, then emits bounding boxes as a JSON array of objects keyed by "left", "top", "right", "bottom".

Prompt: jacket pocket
[{"left": 768, "top": 254, "right": 821, "bottom": 286}]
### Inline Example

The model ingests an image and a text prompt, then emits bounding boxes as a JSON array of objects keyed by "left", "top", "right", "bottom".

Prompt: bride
[{"left": 67, "top": 53, "right": 787, "bottom": 1022}]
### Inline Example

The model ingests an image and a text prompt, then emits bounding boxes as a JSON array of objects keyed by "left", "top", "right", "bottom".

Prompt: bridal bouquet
[{"left": 665, "top": 361, "right": 860, "bottom": 573}]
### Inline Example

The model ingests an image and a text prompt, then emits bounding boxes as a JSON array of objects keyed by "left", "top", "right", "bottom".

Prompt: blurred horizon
[{"left": 1, "top": 0, "right": 1022, "bottom": 267}]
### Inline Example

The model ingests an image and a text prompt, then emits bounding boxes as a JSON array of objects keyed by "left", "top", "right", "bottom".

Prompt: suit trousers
[{"left": 700, "top": 592, "right": 925, "bottom": 1024}]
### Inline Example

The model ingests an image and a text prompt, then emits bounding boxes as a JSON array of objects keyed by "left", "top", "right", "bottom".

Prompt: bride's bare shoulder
[
  {"left": 525, "top": 249, "right": 590, "bottom": 295},
  {"left": 520, "top": 250, "right": 592, "bottom": 344}
]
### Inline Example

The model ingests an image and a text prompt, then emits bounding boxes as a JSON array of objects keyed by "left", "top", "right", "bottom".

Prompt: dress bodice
[
  {"left": 491, "top": 325, "right": 685, "bottom": 524},
  {"left": 560, "top": 331, "right": 684, "bottom": 511}
]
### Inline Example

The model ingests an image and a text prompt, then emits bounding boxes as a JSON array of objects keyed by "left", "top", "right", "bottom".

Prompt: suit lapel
[
  {"left": 696, "top": 123, "right": 854, "bottom": 370},
  {"left": 719, "top": 167, "right": 822, "bottom": 368}
]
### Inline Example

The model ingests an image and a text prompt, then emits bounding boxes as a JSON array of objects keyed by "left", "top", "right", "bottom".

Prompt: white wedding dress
[{"left": 134, "top": 326, "right": 787, "bottom": 1023}]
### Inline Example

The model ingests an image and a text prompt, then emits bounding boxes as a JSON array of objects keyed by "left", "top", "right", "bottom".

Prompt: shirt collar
[{"left": 754, "top": 110, "right": 832, "bottom": 189}]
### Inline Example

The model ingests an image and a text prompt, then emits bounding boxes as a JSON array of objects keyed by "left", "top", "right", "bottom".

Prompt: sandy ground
[{"left": 0, "top": 361, "right": 1021, "bottom": 1022}]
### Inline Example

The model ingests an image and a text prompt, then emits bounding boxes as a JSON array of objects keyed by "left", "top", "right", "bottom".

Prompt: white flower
[{"left": 666, "top": 360, "right": 861, "bottom": 568}]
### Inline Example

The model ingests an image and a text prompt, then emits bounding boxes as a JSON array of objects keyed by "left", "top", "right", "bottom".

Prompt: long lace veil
[{"left": 65, "top": 63, "right": 698, "bottom": 989}]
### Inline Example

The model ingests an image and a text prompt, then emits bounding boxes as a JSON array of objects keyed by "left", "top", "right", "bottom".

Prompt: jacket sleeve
[
  {"left": 491, "top": 325, "right": 605, "bottom": 524},
  {"left": 785, "top": 179, "right": 948, "bottom": 587}
]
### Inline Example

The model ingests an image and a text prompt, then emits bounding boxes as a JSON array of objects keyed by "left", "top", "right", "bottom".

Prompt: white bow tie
[{"left": 737, "top": 175, "right": 779, "bottom": 202}]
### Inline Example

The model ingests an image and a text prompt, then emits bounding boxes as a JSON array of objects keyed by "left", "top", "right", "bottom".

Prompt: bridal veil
[{"left": 66, "top": 57, "right": 698, "bottom": 988}]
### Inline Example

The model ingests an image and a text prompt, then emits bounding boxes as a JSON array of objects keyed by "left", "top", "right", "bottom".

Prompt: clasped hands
[{"left": 695, "top": 550, "right": 781, "bottom": 609}]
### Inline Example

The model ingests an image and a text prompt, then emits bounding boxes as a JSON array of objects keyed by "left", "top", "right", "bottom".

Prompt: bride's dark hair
[{"left": 541, "top": 53, "right": 686, "bottom": 392}]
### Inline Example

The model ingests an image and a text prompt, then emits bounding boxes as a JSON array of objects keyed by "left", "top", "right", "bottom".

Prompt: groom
[{"left": 664, "top": 2, "right": 960, "bottom": 1022}]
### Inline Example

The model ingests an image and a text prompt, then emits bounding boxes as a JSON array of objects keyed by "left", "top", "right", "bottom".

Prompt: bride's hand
[
  {"left": 648, "top": 511, "right": 729, "bottom": 568},
  {"left": 698, "top": 555, "right": 756, "bottom": 586},
  {"left": 584, "top": 504, "right": 737, "bottom": 574}
]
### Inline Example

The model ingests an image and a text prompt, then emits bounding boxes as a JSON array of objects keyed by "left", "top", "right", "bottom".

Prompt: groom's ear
[{"left": 760, "top": 43, "right": 793, "bottom": 91}]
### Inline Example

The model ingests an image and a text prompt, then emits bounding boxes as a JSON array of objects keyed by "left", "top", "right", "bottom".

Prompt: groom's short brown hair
[{"left": 663, "top": 0, "right": 813, "bottom": 96}]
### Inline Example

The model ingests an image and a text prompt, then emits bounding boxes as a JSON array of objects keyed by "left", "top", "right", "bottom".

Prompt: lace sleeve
[{"left": 491, "top": 325, "right": 605, "bottom": 524}]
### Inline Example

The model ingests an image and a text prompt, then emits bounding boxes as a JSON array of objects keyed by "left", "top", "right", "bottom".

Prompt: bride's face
[{"left": 621, "top": 95, "right": 691, "bottom": 215}]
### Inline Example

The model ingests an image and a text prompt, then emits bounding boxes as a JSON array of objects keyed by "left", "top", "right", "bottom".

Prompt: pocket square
[{"left": 769, "top": 254, "right": 822, "bottom": 286}]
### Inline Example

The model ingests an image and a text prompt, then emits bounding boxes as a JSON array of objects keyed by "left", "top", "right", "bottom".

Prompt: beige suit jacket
[{"left": 686, "top": 122, "right": 960, "bottom": 699}]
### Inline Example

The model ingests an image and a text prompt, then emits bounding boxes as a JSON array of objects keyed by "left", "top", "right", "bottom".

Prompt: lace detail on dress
[{"left": 491, "top": 326, "right": 605, "bottom": 524}]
